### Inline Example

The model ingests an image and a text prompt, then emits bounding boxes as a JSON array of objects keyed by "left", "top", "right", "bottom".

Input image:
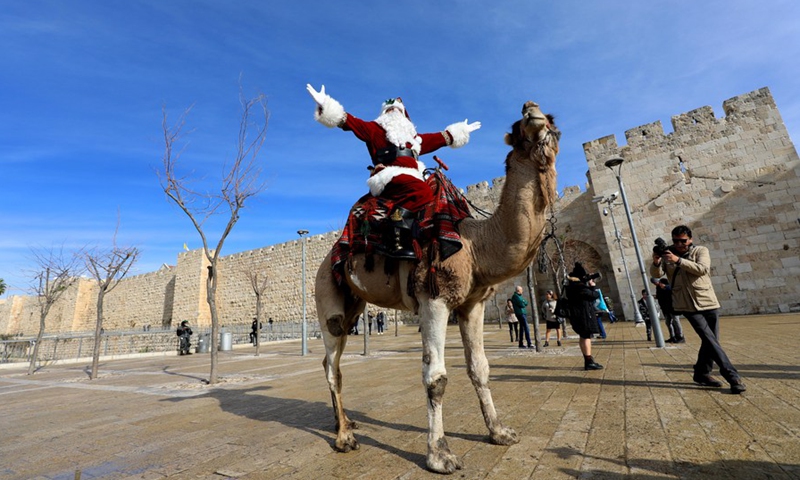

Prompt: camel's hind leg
[
  {"left": 315, "top": 254, "right": 365, "bottom": 453},
  {"left": 418, "top": 297, "right": 463, "bottom": 474},
  {"left": 458, "top": 302, "right": 519, "bottom": 445}
]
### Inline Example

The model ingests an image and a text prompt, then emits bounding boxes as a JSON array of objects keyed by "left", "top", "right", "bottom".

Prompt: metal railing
[{"left": 0, "top": 320, "right": 322, "bottom": 365}]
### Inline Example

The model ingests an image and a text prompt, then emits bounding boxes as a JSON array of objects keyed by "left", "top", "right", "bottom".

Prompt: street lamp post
[
  {"left": 297, "top": 229, "right": 309, "bottom": 356},
  {"left": 604, "top": 158, "right": 665, "bottom": 347},
  {"left": 597, "top": 194, "right": 644, "bottom": 324}
]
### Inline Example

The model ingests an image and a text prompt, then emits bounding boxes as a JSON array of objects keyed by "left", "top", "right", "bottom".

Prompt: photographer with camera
[
  {"left": 650, "top": 225, "right": 745, "bottom": 394},
  {"left": 565, "top": 263, "right": 603, "bottom": 370}
]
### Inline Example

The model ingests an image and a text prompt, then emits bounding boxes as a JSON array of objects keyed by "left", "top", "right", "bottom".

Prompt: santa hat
[{"left": 381, "top": 97, "right": 409, "bottom": 118}]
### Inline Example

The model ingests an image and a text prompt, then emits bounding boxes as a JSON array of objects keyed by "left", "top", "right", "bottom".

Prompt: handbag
[{"left": 554, "top": 295, "right": 570, "bottom": 319}]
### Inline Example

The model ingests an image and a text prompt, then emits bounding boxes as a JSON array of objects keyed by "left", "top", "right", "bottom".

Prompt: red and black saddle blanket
[{"left": 330, "top": 170, "right": 472, "bottom": 286}]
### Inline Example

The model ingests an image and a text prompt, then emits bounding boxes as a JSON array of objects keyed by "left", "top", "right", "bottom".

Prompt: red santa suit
[{"left": 311, "top": 91, "right": 478, "bottom": 212}]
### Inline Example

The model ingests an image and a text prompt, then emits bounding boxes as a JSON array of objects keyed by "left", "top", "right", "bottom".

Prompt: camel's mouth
[
  {"left": 521, "top": 101, "right": 548, "bottom": 128},
  {"left": 522, "top": 113, "right": 548, "bottom": 131}
]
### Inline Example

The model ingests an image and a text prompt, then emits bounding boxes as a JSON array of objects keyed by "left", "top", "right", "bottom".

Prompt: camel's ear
[
  {"left": 505, "top": 120, "right": 521, "bottom": 146},
  {"left": 545, "top": 114, "right": 562, "bottom": 141}
]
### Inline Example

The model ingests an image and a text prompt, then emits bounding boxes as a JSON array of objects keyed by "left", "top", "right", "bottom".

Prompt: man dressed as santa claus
[{"left": 306, "top": 84, "right": 480, "bottom": 259}]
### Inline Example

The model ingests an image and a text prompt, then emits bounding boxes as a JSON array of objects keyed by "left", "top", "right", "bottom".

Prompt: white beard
[{"left": 375, "top": 110, "right": 422, "bottom": 155}]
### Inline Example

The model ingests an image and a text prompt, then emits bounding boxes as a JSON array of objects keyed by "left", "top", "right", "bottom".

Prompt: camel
[{"left": 314, "top": 100, "right": 560, "bottom": 474}]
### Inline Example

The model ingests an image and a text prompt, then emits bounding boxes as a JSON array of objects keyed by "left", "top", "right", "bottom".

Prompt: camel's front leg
[
  {"left": 315, "top": 256, "right": 361, "bottom": 453},
  {"left": 419, "top": 298, "right": 463, "bottom": 474},
  {"left": 321, "top": 329, "right": 359, "bottom": 452},
  {"left": 458, "top": 302, "right": 519, "bottom": 445}
]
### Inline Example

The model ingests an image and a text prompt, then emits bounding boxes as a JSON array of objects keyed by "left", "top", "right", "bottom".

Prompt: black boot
[
  {"left": 584, "top": 355, "right": 604, "bottom": 371},
  {"left": 379, "top": 207, "right": 418, "bottom": 260}
]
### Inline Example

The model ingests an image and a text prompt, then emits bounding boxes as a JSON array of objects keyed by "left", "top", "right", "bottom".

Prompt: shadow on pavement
[
  {"left": 550, "top": 446, "right": 800, "bottom": 479},
  {"left": 160, "top": 384, "right": 437, "bottom": 470}
]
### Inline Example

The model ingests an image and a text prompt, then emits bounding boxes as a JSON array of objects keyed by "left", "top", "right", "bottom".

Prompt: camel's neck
[{"left": 466, "top": 153, "right": 554, "bottom": 286}]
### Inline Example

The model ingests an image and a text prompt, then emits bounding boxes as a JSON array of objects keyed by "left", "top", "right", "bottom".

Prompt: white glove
[
  {"left": 462, "top": 119, "right": 481, "bottom": 133},
  {"left": 307, "top": 83, "right": 346, "bottom": 128},
  {"left": 306, "top": 84, "right": 327, "bottom": 106},
  {"left": 446, "top": 119, "right": 481, "bottom": 148}
]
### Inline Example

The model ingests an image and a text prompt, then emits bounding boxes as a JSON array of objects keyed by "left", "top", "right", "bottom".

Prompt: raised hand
[
  {"left": 306, "top": 84, "right": 327, "bottom": 106},
  {"left": 462, "top": 119, "right": 481, "bottom": 132}
]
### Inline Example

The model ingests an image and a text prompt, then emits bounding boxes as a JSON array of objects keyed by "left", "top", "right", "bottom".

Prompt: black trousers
[{"left": 680, "top": 309, "right": 740, "bottom": 382}]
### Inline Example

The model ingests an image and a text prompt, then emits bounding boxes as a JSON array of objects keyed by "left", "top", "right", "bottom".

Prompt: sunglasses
[{"left": 672, "top": 238, "right": 690, "bottom": 244}]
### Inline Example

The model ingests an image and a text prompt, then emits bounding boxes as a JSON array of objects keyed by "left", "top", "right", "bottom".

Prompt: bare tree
[
  {"left": 244, "top": 264, "right": 269, "bottom": 356},
  {"left": 526, "top": 264, "right": 542, "bottom": 351},
  {"left": 84, "top": 221, "right": 140, "bottom": 380},
  {"left": 160, "top": 90, "right": 269, "bottom": 384},
  {"left": 28, "top": 247, "right": 83, "bottom": 375}
]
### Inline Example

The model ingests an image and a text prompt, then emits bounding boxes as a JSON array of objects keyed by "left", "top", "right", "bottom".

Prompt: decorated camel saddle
[{"left": 330, "top": 164, "right": 471, "bottom": 286}]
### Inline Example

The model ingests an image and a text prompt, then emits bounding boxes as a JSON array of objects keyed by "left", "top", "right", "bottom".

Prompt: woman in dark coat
[{"left": 565, "top": 263, "right": 603, "bottom": 370}]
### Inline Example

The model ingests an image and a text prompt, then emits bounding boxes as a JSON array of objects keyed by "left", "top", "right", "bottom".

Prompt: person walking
[
  {"left": 376, "top": 310, "right": 386, "bottom": 334},
  {"left": 593, "top": 288, "right": 610, "bottom": 340},
  {"left": 511, "top": 286, "right": 533, "bottom": 348},
  {"left": 638, "top": 290, "right": 653, "bottom": 341},
  {"left": 565, "top": 263, "right": 603, "bottom": 370},
  {"left": 652, "top": 278, "right": 685, "bottom": 343},
  {"left": 541, "top": 290, "right": 561, "bottom": 347},
  {"left": 176, "top": 320, "right": 193, "bottom": 356},
  {"left": 650, "top": 225, "right": 745, "bottom": 394},
  {"left": 504, "top": 299, "right": 519, "bottom": 343},
  {"left": 604, "top": 296, "right": 619, "bottom": 323},
  {"left": 250, "top": 317, "right": 261, "bottom": 346}
]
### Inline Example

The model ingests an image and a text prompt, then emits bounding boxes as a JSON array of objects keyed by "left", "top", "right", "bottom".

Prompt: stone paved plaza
[{"left": 1, "top": 314, "right": 799, "bottom": 479}]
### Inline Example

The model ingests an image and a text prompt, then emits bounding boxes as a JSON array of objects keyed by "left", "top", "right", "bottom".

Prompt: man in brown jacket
[{"left": 650, "top": 225, "right": 746, "bottom": 394}]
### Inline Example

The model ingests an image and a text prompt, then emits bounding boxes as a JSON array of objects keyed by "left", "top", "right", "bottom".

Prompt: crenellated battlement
[
  {"left": 624, "top": 120, "right": 666, "bottom": 146},
  {"left": 584, "top": 87, "right": 781, "bottom": 169}
]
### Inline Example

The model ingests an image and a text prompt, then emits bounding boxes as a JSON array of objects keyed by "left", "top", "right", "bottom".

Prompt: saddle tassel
[{"left": 427, "top": 239, "right": 440, "bottom": 299}]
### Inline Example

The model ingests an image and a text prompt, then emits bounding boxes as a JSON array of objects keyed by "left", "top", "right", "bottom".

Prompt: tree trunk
[
  {"left": 362, "top": 304, "right": 369, "bottom": 356},
  {"left": 255, "top": 292, "right": 262, "bottom": 356},
  {"left": 90, "top": 289, "right": 106, "bottom": 379},
  {"left": 493, "top": 296, "right": 503, "bottom": 329},
  {"left": 207, "top": 265, "right": 219, "bottom": 384},
  {"left": 526, "top": 265, "right": 542, "bottom": 351},
  {"left": 28, "top": 311, "right": 47, "bottom": 375}
]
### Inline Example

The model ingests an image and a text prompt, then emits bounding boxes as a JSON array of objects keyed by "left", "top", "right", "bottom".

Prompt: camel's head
[
  {"left": 504, "top": 101, "right": 560, "bottom": 171},
  {"left": 503, "top": 101, "right": 560, "bottom": 207}
]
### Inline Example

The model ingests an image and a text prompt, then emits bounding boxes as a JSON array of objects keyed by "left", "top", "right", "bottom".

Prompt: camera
[
  {"left": 582, "top": 271, "right": 602, "bottom": 283},
  {"left": 653, "top": 237, "right": 673, "bottom": 256}
]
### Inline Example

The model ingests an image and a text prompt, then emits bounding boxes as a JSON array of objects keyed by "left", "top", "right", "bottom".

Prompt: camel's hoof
[
  {"left": 490, "top": 426, "right": 519, "bottom": 446},
  {"left": 427, "top": 441, "right": 463, "bottom": 474},
  {"left": 333, "top": 432, "right": 360, "bottom": 453}
]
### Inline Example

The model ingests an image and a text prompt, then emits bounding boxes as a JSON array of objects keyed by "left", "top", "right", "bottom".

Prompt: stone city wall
[
  {"left": 585, "top": 86, "right": 800, "bottom": 316},
  {"left": 2, "top": 87, "right": 798, "bottom": 335}
]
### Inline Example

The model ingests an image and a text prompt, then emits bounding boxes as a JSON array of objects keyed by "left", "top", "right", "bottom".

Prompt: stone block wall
[
  {"left": 213, "top": 231, "right": 341, "bottom": 329},
  {"left": 100, "top": 267, "right": 176, "bottom": 330},
  {"left": 585, "top": 87, "right": 800, "bottom": 315}
]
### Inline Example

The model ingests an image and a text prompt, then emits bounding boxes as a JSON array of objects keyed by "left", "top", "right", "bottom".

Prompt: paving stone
[{"left": 1, "top": 316, "right": 799, "bottom": 479}]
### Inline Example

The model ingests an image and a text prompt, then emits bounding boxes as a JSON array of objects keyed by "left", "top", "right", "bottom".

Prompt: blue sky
[{"left": 2, "top": 1, "right": 799, "bottom": 297}]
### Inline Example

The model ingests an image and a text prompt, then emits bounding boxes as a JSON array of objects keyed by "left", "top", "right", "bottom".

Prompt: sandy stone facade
[{"left": 1, "top": 87, "right": 798, "bottom": 334}]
